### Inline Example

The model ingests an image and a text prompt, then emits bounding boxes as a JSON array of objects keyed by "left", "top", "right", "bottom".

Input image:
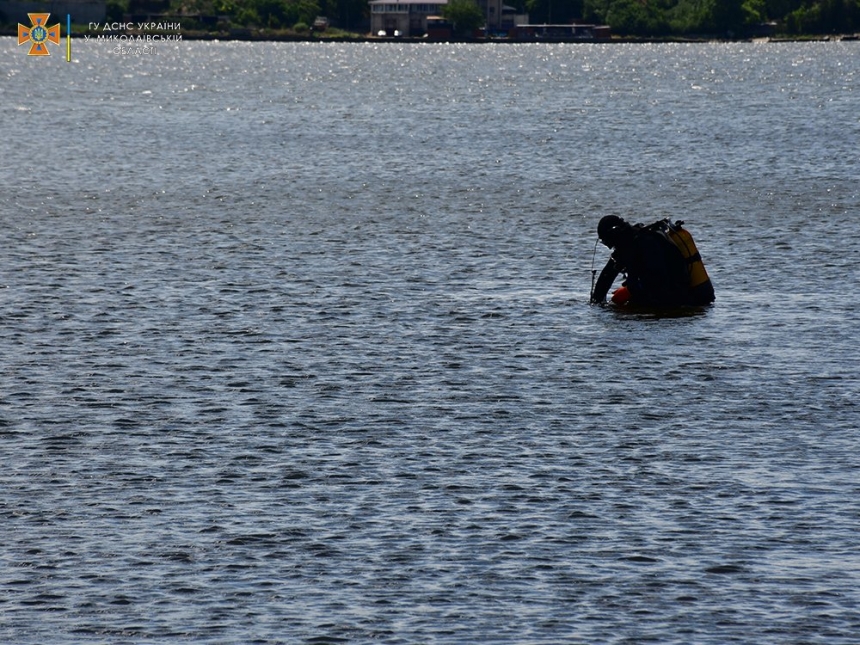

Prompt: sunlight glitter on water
[{"left": 1, "top": 38, "right": 859, "bottom": 644}]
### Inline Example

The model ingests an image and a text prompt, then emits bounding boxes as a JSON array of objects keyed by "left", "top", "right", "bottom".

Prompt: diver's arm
[{"left": 591, "top": 259, "right": 619, "bottom": 304}]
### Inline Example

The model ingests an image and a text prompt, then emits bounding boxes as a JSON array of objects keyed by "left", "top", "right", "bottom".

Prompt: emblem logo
[{"left": 18, "top": 13, "right": 62, "bottom": 56}]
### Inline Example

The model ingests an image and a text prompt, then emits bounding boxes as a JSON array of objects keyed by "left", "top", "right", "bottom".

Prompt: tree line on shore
[
  {"left": 96, "top": 0, "right": 859, "bottom": 38},
  {"left": 556, "top": 0, "right": 859, "bottom": 37}
]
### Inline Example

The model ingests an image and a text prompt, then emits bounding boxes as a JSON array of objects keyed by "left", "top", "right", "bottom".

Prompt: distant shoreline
[{"left": 3, "top": 27, "right": 857, "bottom": 45}]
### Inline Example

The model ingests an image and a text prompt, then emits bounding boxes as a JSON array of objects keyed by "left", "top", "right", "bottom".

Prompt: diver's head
[{"left": 597, "top": 215, "right": 628, "bottom": 248}]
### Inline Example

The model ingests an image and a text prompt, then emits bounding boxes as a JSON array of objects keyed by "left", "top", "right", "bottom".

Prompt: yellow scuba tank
[
  {"left": 664, "top": 220, "right": 711, "bottom": 289},
  {"left": 653, "top": 219, "right": 714, "bottom": 304}
]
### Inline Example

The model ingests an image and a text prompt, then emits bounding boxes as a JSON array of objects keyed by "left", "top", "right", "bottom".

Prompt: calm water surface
[{"left": 1, "top": 39, "right": 859, "bottom": 643}]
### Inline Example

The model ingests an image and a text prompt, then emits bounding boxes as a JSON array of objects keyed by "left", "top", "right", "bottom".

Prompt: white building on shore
[{"left": 369, "top": 0, "right": 512, "bottom": 37}]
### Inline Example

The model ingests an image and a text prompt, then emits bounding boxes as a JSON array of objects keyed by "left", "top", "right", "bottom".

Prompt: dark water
[{"left": 1, "top": 39, "right": 859, "bottom": 643}]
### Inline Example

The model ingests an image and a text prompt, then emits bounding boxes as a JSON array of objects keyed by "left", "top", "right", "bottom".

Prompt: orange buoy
[{"left": 611, "top": 286, "right": 631, "bottom": 305}]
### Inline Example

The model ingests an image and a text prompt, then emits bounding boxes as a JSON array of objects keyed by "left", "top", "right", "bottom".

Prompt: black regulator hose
[{"left": 589, "top": 238, "right": 600, "bottom": 303}]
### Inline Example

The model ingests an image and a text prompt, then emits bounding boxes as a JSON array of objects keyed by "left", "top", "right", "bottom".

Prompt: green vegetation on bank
[
  {"left": 542, "top": 0, "right": 860, "bottom": 36},
  {"left": 103, "top": 0, "right": 367, "bottom": 35},
  {"left": 120, "top": 0, "right": 854, "bottom": 38},
  {"left": 2, "top": 0, "right": 856, "bottom": 38},
  {"left": 442, "top": 0, "right": 486, "bottom": 35}
]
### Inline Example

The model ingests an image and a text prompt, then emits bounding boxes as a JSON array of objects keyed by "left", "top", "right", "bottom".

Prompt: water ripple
[{"left": 1, "top": 39, "right": 859, "bottom": 644}]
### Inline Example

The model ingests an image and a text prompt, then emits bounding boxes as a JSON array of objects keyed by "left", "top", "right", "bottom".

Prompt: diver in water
[{"left": 590, "top": 215, "right": 715, "bottom": 307}]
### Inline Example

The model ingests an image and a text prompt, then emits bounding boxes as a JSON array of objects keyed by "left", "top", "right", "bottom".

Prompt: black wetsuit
[{"left": 591, "top": 225, "right": 692, "bottom": 306}]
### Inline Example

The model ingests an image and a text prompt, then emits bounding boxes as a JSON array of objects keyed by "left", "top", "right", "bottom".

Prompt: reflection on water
[
  {"left": 1, "top": 39, "right": 859, "bottom": 644},
  {"left": 606, "top": 304, "right": 713, "bottom": 320}
]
